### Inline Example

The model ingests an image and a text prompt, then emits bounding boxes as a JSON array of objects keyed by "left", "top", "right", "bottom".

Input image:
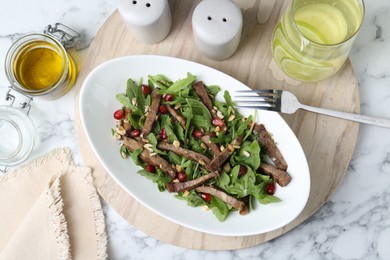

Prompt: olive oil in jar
[
  {"left": 5, "top": 34, "right": 77, "bottom": 99},
  {"left": 14, "top": 41, "right": 63, "bottom": 90}
]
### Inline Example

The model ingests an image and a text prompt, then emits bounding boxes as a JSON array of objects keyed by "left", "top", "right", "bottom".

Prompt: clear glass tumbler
[{"left": 272, "top": 0, "right": 365, "bottom": 82}]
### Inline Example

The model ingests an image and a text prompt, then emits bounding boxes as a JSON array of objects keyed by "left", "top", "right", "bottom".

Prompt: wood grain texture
[{"left": 74, "top": 0, "right": 359, "bottom": 250}]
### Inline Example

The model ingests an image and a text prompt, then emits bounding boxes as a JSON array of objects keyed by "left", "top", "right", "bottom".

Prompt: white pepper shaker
[
  {"left": 192, "top": 0, "right": 243, "bottom": 60},
  {"left": 118, "top": 0, "right": 172, "bottom": 44}
]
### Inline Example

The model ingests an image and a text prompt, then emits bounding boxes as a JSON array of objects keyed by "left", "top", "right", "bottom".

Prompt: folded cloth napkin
[{"left": 0, "top": 148, "right": 107, "bottom": 260}]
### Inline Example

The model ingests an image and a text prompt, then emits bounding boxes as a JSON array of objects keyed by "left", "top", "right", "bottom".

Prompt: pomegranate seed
[
  {"left": 164, "top": 94, "right": 174, "bottom": 102},
  {"left": 201, "top": 193, "right": 211, "bottom": 203},
  {"left": 130, "top": 129, "right": 141, "bottom": 138},
  {"left": 177, "top": 172, "right": 187, "bottom": 182},
  {"left": 113, "top": 109, "right": 124, "bottom": 120},
  {"left": 212, "top": 117, "right": 224, "bottom": 127},
  {"left": 192, "top": 129, "right": 203, "bottom": 139},
  {"left": 265, "top": 183, "right": 276, "bottom": 195},
  {"left": 145, "top": 164, "right": 156, "bottom": 173},
  {"left": 238, "top": 165, "right": 247, "bottom": 177},
  {"left": 159, "top": 104, "right": 169, "bottom": 114},
  {"left": 142, "top": 84, "right": 150, "bottom": 97},
  {"left": 159, "top": 128, "right": 168, "bottom": 139}
]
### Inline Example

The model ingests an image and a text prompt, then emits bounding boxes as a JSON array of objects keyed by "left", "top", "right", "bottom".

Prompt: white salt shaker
[
  {"left": 118, "top": 0, "right": 172, "bottom": 44},
  {"left": 192, "top": 0, "right": 243, "bottom": 60}
]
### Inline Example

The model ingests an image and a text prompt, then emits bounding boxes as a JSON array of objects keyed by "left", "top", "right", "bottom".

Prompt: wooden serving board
[{"left": 74, "top": 0, "right": 359, "bottom": 250}]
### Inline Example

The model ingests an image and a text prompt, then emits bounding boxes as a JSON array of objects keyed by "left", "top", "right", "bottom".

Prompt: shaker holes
[{"left": 207, "top": 16, "right": 227, "bottom": 22}]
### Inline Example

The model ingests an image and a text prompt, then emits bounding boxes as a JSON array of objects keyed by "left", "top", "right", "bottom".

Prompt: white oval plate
[{"left": 79, "top": 55, "right": 310, "bottom": 237}]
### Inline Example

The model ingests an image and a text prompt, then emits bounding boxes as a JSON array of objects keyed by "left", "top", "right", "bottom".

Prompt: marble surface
[{"left": 1, "top": 0, "right": 390, "bottom": 259}]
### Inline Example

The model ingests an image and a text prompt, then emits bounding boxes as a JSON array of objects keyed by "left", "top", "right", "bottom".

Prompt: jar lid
[{"left": 0, "top": 106, "right": 37, "bottom": 169}]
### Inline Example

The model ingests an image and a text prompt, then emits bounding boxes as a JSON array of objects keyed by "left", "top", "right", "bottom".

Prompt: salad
[{"left": 112, "top": 73, "right": 291, "bottom": 221}]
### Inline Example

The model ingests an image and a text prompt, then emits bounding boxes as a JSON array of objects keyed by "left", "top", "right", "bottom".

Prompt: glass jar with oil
[
  {"left": 5, "top": 33, "right": 77, "bottom": 99},
  {"left": 1, "top": 24, "right": 80, "bottom": 172}
]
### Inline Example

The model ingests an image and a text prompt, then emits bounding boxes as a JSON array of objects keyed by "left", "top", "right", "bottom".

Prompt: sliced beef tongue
[
  {"left": 193, "top": 81, "right": 227, "bottom": 132},
  {"left": 201, "top": 134, "right": 221, "bottom": 156},
  {"left": 192, "top": 81, "right": 216, "bottom": 116},
  {"left": 207, "top": 136, "right": 243, "bottom": 172},
  {"left": 165, "top": 171, "right": 220, "bottom": 193},
  {"left": 253, "top": 123, "right": 288, "bottom": 171},
  {"left": 166, "top": 103, "right": 187, "bottom": 129},
  {"left": 123, "top": 136, "right": 177, "bottom": 179},
  {"left": 157, "top": 141, "right": 211, "bottom": 166},
  {"left": 259, "top": 162, "right": 292, "bottom": 187},
  {"left": 142, "top": 88, "right": 162, "bottom": 137},
  {"left": 195, "top": 185, "right": 246, "bottom": 212}
]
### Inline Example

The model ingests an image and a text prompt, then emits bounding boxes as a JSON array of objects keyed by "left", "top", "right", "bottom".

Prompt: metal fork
[{"left": 234, "top": 89, "right": 390, "bottom": 128}]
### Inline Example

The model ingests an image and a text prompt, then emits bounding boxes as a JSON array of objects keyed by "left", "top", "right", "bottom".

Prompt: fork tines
[
  {"left": 235, "top": 89, "right": 278, "bottom": 94},
  {"left": 234, "top": 89, "right": 280, "bottom": 110}
]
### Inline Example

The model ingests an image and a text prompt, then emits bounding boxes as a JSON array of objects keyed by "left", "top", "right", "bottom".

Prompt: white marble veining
[{"left": 1, "top": 0, "right": 390, "bottom": 259}]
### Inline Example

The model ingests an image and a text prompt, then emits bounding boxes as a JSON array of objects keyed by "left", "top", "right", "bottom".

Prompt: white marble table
[{"left": 1, "top": 0, "right": 390, "bottom": 259}]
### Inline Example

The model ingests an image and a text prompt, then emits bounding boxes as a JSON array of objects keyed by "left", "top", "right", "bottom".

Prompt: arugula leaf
[
  {"left": 158, "top": 73, "right": 197, "bottom": 95},
  {"left": 116, "top": 93, "right": 143, "bottom": 116},
  {"left": 167, "top": 151, "right": 181, "bottom": 165},
  {"left": 126, "top": 79, "right": 137, "bottom": 100},
  {"left": 223, "top": 90, "right": 234, "bottom": 107},
  {"left": 146, "top": 133, "right": 166, "bottom": 155},
  {"left": 176, "top": 190, "right": 204, "bottom": 207},
  {"left": 209, "top": 196, "right": 230, "bottom": 222},
  {"left": 254, "top": 193, "right": 281, "bottom": 204},
  {"left": 233, "top": 140, "right": 261, "bottom": 170},
  {"left": 137, "top": 169, "right": 171, "bottom": 192},
  {"left": 148, "top": 74, "right": 172, "bottom": 90},
  {"left": 183, "top": 98, "right": 212, "bottom": 130},
  {"left": 236, "top": 115, "right": 251, "bottom": 135},
  {"left": 129, "top": 148, "right": 143, "bottom": 166},
  {"left": 206, "top": 85, "right": 221, "bottom": 96},
  {"left": 173, "top": 121, "right": 186, "bottom": 143},
  {"left": 160, "top": 115, "right": 178, "bottom": 142}
]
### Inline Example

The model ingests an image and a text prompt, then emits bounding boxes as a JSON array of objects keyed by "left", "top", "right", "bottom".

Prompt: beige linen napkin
[{"left": 0, "top": 148, "right": 107, "bottom": 260}]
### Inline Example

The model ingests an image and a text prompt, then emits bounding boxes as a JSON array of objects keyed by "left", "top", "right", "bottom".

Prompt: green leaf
[
  {"left": 234, "top": 140, "right": 261, "bottom": 170},
  {"left": 116, "top": 93, "right": 143, "bottom": 116},
  {"left": 206, "top": 85, "right": 221, "bottom": 96},
  {"left": 217, "top": 172, "right": 231, "bottom": 190},
  {"left": 209, "top": 196, "right": 230, "bottom": 222},
  {"left": 137, "top": 169, "right": 171, "bottom": 192},
  {"left": 217, "top": 165, "right": 262, "bottom": 198},
  {"left": 148, "top": 74, "right": 172, "bottom": 90},
  {"left": 167, "top": 151, "right": 182, "bottom": 165},
  {"left": 183, "top": 98, "right": 212, "bottom": 130},
  {"left": 158, "top": 73, "right": 197, "bottom": 95},
  {"left": 160, "top": 115, "right": 178, "bottom": 142},
  {"left": 175, "top": 190, "right": 204, "bottom": 207},
  {"left": 126, "top": 79, "right": 137, "bottom": 100},
  {"left": 236, "top": 115, "right": 252, "bottom": 136},
  {"left": 254, "top": 194, "right": 282, "bottom": 204},
  {"left": 129, "top": 148, "right": 143, "bottom": 166},
  {"left": 173, "top": 121, "right": 186, "bottom": 143},
  {"left": 223, "top": 90, "right": 234, "bottom": 107}
]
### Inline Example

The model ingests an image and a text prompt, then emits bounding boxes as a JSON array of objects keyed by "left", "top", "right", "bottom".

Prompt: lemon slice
[
  {"left": 281, "top": 58, "right": 336, "bottom": 82},
  {"left": 294, "top": 3, "right": 348, "bottom": 44}
]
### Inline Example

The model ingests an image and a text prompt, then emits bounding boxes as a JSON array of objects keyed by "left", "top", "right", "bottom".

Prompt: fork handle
[{"left": 300, "top": 104, "right": 390, "bottom": 128}]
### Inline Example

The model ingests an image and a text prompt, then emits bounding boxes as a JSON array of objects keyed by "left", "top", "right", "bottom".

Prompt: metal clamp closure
[
  {"left": 44, "top": 23, "right": 81, "bottom": 49},
  {"left": 5, "top": 86, "right": 33, "bottom": 115}
]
